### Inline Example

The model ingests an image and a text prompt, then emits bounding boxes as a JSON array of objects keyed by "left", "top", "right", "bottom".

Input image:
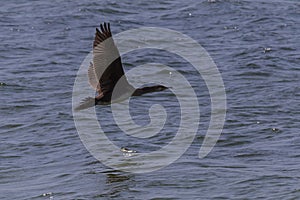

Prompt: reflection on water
[{"left": 95, "top": 171, "right": 133, "bottom": 199}]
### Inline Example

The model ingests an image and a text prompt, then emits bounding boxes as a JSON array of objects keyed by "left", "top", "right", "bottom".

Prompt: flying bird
[{"left": 75, "top": 22, "right": 167, "bottom": 111}]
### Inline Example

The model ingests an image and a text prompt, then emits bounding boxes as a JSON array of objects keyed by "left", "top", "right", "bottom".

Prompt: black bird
[{"left": 75, "top": 22, "right": 167, "bottom": 111}]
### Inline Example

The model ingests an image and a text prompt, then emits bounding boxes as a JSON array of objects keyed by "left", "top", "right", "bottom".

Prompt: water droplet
[
  {"left": 264, "top": 47, "right": 272, "bottom": 53},
  {"left": 42, "top": 192, "right": 52, "bottom": 197}
]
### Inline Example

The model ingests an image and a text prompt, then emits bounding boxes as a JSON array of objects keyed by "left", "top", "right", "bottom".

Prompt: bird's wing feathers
[
  {"left": 88, "top": 22, "right": 126, "bottom": 95},
  {"left": 87, "top": 62, "right": 98, "bottom": 90}
]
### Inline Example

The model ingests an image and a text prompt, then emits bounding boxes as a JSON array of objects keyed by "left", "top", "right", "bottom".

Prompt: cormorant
[{"left": 75, "top": 22, "right": 167, "bottom": 111}]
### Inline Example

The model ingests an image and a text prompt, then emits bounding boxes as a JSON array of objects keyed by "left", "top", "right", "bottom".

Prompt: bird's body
[{"left": 75, "top": 22, "right": 167, "bottom": 111}]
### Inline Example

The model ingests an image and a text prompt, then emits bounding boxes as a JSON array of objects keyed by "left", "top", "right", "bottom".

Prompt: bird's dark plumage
[{"left": 75, "top": 22, "right": 167, "bottom": 111}]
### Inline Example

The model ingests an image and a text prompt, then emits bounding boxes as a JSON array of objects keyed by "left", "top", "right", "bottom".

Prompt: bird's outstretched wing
[
  {"left": 88, "top": 22, "right": 127, "bottom": 96},
  {"left": 76, "top": 23, "right": 133, "bottom": 111}
]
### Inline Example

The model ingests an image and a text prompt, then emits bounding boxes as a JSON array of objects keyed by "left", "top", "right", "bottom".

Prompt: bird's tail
[{"left": 74, "top": 97, "right": 97, "bottom": 111}]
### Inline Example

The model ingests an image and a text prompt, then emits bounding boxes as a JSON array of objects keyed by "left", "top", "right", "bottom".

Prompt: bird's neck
[
  {"left": 132, "top": 85, "right": 165, "bottom": 96},
  {"left": 132, "top": 88, "right": 145, "bottom": 96}
]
